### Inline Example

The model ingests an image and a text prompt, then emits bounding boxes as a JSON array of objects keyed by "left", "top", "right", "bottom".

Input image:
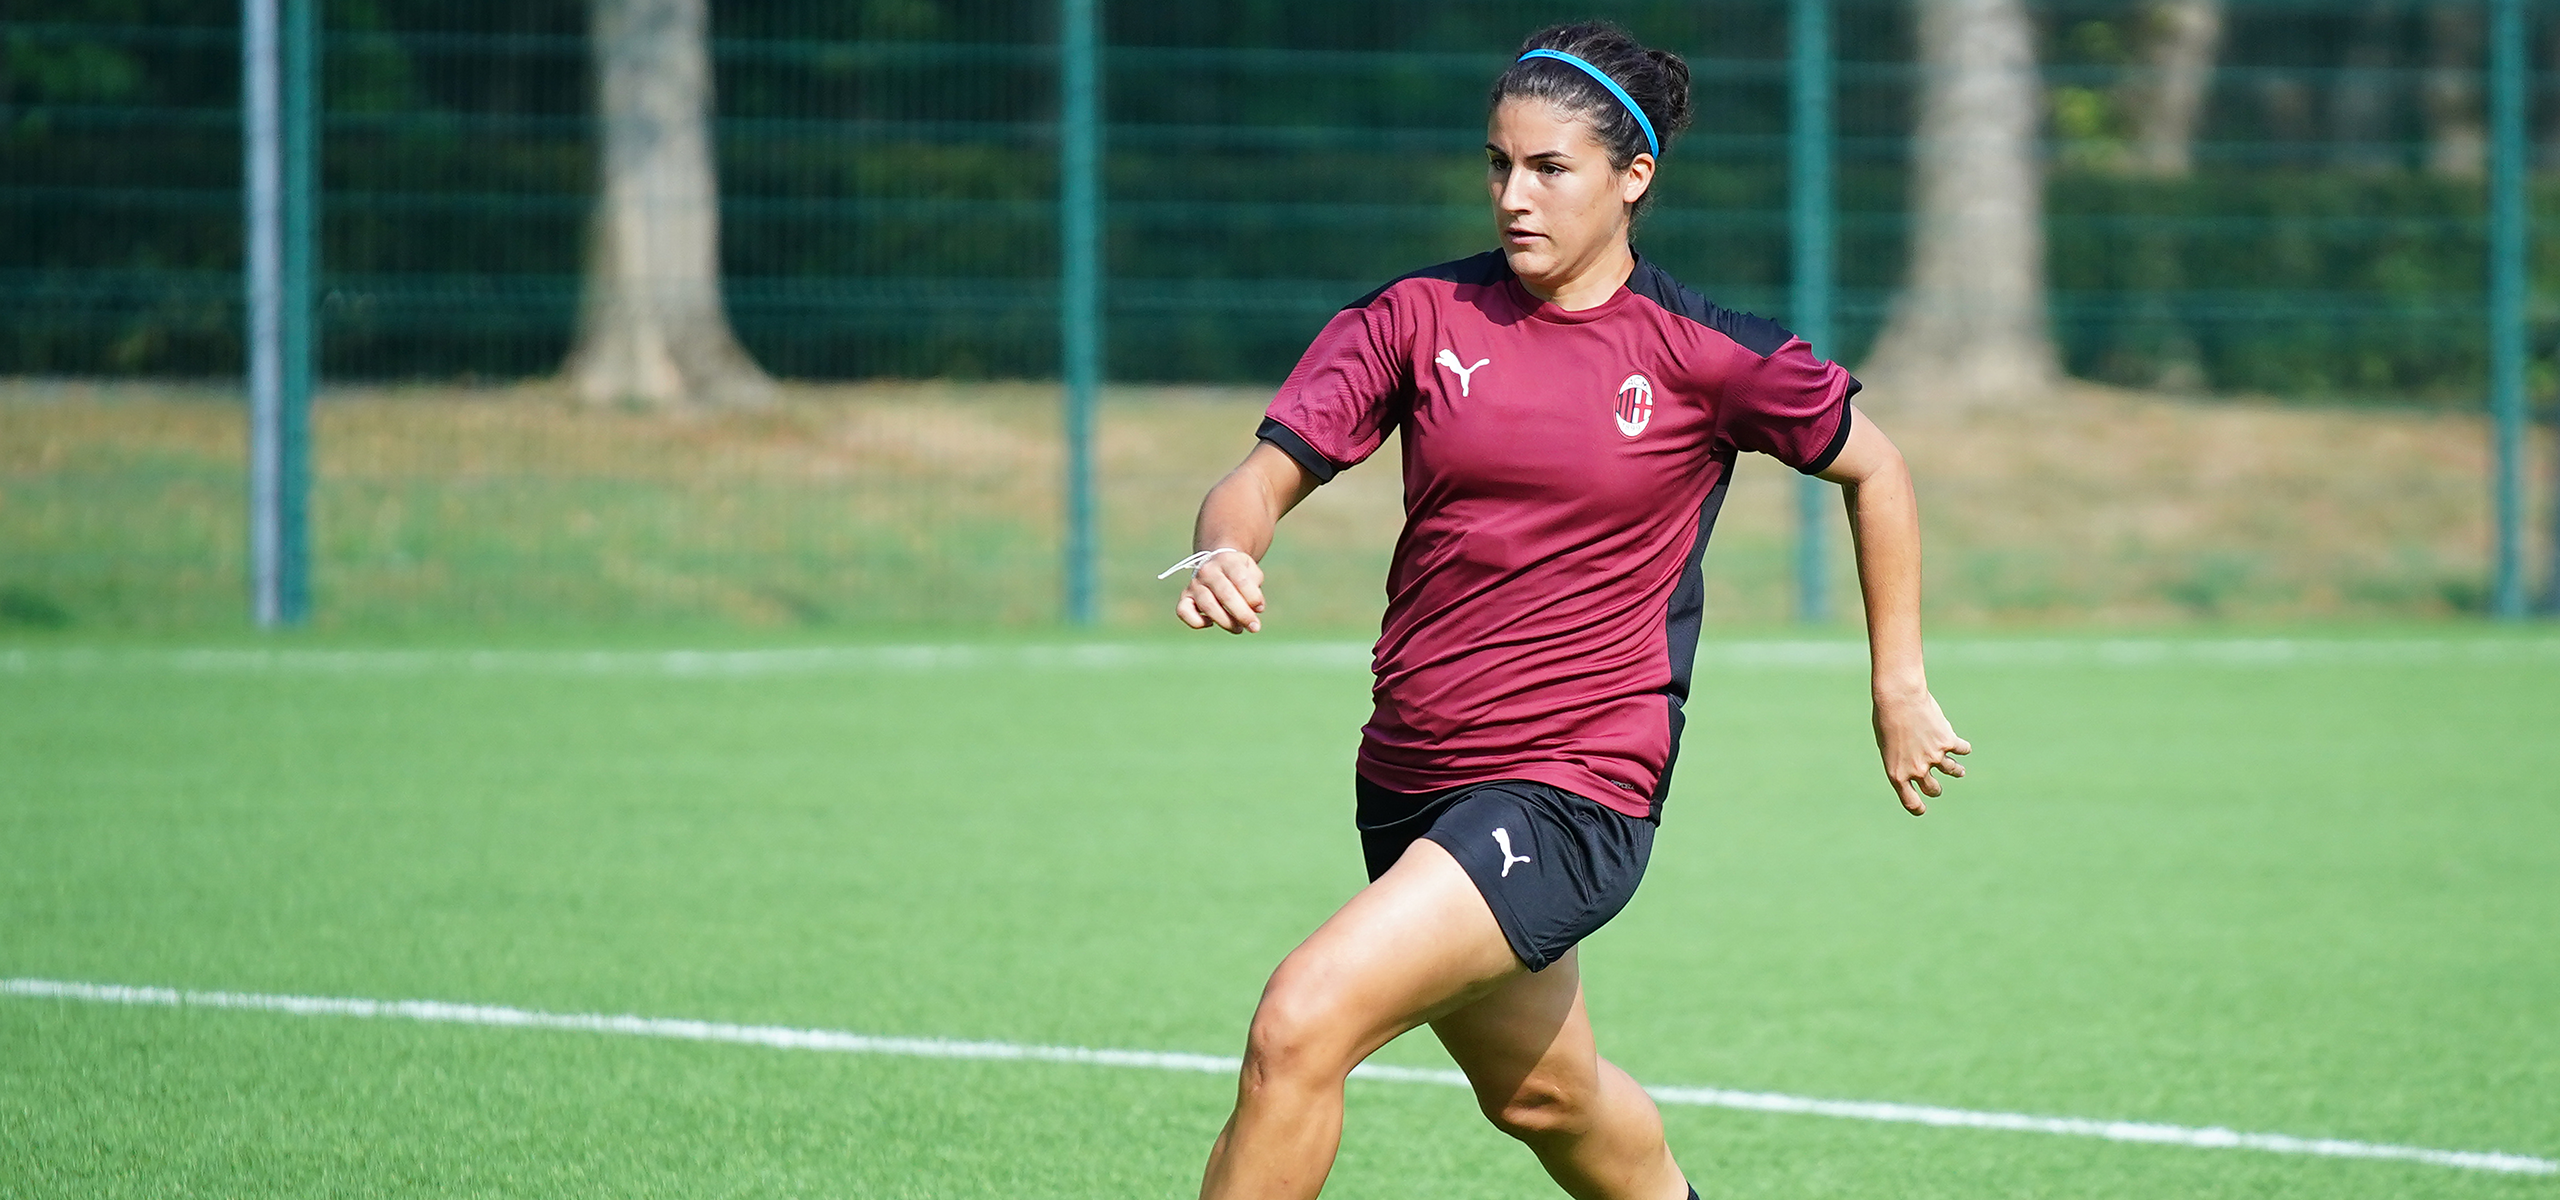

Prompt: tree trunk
[
  {"left": 2121, "top": 0, "right": 2224, "bottom": 176},
  {"left": 1863, "top": 0, "right": 2059, "bottom": 407},
  {"left": 2105, "top": 0, "right": 2221, "bottom": 391},
  {"left": 2421, "top": 3, "right": 2486, "bottom": 178},
  {"left": 565, "top": 0, "right": 771, "bottom": 409},
  {"left": 2329, "top": 0, "right": 2401, "bottom": 173}
]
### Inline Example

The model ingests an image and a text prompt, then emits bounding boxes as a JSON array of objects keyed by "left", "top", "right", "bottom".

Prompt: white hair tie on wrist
[{"left": 1157, "top": 547, "right": 1250, "bottom": 580}]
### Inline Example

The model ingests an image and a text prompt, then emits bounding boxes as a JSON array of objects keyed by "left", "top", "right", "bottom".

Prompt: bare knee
[
  {"left": 1239, "top": 967, "right": 1360, "bottom": 1097},
  {"left": 1478, "top": 1074, "right": 1595, "bottom": 1142}
]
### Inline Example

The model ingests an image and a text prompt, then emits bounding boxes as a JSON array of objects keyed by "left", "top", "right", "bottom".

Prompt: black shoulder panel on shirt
[
  {"left": 1624, "top": 257, "right": 1794, "bottom": 358},
  {"left": 1343, "top": 251, "right": 1513, "bottom": 311}
]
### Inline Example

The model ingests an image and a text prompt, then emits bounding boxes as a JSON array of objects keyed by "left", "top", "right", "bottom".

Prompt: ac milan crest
[{"left": 1613, "top": 373, "right": 1654, "bottom": 438}]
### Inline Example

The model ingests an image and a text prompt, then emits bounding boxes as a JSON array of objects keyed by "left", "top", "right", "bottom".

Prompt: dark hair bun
[{"left": 1491, "top": 21, "right": 1694, "bottom": 172}]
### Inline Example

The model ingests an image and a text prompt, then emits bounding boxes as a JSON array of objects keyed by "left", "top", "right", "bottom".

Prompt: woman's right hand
[
  {"left": 1177, "top": 552, "right": 1267, "bottom": 634},
  {"left": 1173, "top": 441, "right": 1319, "bottom": 634}
]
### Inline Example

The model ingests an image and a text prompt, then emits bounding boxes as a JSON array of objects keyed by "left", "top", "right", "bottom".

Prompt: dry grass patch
[
  {"left": 0, "top": 377, "right": 2545, "bottom": 631},
  {"left": 1880, "top": 382, "right": 2542, "bottom": 621}
]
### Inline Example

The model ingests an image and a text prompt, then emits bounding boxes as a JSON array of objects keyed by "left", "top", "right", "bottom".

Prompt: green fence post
[
  {"left": 2490, "top": 0, "right": 2527, "bottom": 620},
  {"left": 280, "top": 0, "right": 315, "bottom": 624},
  {"left": 1791, "top": 0, "right": 1835, "bottom": 624},
  {"left": 243, "top": 0, "right": 314, "bottom": 627},
  {"left": 1059, "top": 0, "right": 1102, "bottom": 626}
]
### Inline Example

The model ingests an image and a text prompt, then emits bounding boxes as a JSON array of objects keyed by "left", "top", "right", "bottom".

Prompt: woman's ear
[{"left": 1619, "top": 154, "right": 1656, "bottom": 206}]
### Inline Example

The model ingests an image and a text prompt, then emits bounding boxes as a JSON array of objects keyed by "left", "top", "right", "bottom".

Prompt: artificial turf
[{"left": 2, "top": 633, "right": 2555, "bottom": 1198}]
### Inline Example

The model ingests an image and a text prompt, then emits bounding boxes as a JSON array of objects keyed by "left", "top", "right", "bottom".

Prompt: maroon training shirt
[{"left": 1259, "top": 251, "right": 1856, "bottom": 820}]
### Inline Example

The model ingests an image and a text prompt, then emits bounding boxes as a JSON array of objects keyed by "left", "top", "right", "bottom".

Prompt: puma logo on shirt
[
  {"left": 1435, "top": 348, "right": 1490, "bottom": 397},
  {"left": 1492, "top": 827, "right": 1532, "bottom": 877}
]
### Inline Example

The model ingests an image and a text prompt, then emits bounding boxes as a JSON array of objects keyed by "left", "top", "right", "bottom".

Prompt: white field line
[
  {"left": 5, "top": 977, "right": 2550, "bottom": 1177},
  {"left": 4, "top": 638, "right": 2560, "bottom": 676},
  {"left": 0, "top": 642, "right": 1362, "bottom": 675}
]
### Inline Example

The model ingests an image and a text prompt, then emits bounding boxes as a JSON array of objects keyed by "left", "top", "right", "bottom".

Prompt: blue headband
[{"left": 1516, "top": 48, "right": 1660, "bottom": 158}]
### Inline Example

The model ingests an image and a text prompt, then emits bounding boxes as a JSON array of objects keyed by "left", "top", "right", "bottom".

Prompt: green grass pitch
[{"left": 3, "top": 632, "right": 2555, "bottom": 1198}]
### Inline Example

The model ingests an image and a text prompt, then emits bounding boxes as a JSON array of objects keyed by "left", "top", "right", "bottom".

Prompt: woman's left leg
[{"left": 1431, "top": 948, "right": 1691, "bottom": 1200}]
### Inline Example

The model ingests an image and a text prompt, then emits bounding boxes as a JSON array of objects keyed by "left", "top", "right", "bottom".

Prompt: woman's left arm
[{"left": 1815, "top": 405, "right": 1971, "bottom": 815}]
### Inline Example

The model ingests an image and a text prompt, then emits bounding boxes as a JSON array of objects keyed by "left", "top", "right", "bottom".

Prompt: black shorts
[{"left": 1356, "top": 776, "right": 1656, "bottom": 972}]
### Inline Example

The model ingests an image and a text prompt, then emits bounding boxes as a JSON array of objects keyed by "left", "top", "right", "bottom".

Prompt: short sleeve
[
  {"left": 1718, "top": 336, "right": 1858, "bottom": 475},
  {"left": 1259, "top": 297, "right": 1413, "bottom": 483}
]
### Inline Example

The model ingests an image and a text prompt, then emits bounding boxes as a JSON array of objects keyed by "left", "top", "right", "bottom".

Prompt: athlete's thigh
[
  {"left": 1426, "top": 947, "right": 1599, "bottom": 1106},
  {"left": 1266, "top": 837, "right": 1525, "bottom": 1059}
]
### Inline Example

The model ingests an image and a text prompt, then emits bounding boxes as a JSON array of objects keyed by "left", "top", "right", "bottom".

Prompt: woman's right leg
[{"left": 1197, "top": 837, "right": 1525, "bottom": 1200}]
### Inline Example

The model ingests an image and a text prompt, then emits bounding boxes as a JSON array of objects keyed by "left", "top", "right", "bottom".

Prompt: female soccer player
[{"left": 1165, "top": 23, "right": 1970, "bottom": 1200}]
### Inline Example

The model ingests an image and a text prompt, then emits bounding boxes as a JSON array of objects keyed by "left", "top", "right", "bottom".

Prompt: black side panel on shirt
[
  {"left": 1256, "top": 416, "right": 1339, "bottom": 483},
  {"left": 1649, "top": 467, "right": 1734, "bottom": 819},
  {"left": 1343, "top": 250, "right": 1513, "bottom": 311}
]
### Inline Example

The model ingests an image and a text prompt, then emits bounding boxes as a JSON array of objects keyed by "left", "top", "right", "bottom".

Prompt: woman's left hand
[{"left": 1872, "top": 687, "right": 1969, "bottom": 815}]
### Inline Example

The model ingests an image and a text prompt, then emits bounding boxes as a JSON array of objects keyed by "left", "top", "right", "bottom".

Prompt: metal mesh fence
[
  {"left": 1, "top": 0, "right": 2553, "bottom": 629},
  {"left": 10, "top": 0, "right": 2556, "bottom": 390}
]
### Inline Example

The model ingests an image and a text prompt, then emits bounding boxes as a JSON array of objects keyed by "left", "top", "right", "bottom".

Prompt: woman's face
[{"left": 1485, "top": 96, "right": 1654, "bottom": 291}]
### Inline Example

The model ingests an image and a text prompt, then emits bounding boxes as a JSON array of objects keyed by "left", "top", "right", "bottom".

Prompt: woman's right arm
[{"left": 1176, "top": 440, "right": 1324, "bottom": 634}]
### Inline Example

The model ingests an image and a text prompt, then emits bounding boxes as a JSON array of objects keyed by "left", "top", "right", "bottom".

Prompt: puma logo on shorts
[{"left": 1354, "top": 777, "right": 1656, "bottom": 971}]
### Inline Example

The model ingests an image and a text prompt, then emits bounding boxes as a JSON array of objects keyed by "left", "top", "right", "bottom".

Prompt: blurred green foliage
[{"left": 1, "top": 0, "right": 2550, "bottom": 404}]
